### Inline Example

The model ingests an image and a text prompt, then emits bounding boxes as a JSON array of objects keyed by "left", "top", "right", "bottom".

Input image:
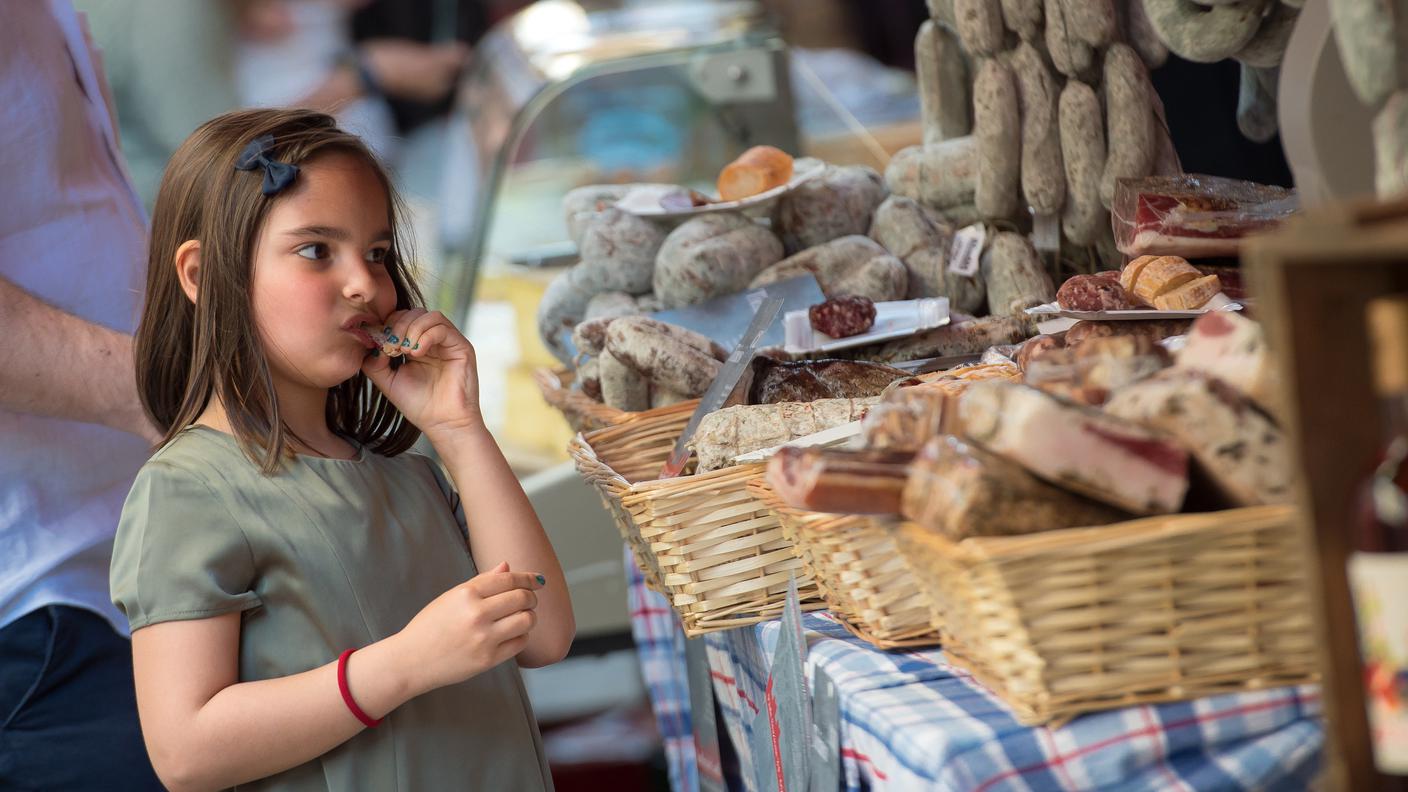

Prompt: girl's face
[{"left": 249, "top": 151, "right": 398, "bottom": 393}]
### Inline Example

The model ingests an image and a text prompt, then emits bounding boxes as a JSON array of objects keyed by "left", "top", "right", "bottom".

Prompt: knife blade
[{"left": 658, "top": 295, "right": 784, "bottom": 479}]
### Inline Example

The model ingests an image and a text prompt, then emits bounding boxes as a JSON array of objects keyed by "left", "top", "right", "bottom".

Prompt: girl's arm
[
  {"left": 363, "top": 308, "right": 576, "bottom": 668},
  {"left": 132, "top": 566, "right": 542, "bottom": 792},
  {"left": 432, "top": 420, "right": 576, "bottom": 667}
]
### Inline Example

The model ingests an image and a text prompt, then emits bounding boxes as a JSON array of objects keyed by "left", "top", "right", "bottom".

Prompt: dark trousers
[{"left": 0, "top": 606, "right": 163, "bottom": 791}]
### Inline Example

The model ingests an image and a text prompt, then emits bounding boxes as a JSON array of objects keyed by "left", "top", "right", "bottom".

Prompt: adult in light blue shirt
[{"left": 0, "top": 1, "right": 162, "bottom": 788}]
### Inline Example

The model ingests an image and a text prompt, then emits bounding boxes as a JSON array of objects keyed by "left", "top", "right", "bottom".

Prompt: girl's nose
[{"left": 342, "top": 258, "right": 379, "bottom": 304}]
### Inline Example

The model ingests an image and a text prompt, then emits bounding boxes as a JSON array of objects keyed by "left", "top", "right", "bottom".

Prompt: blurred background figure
[{"left": 74, "top": 0, "right": 507, "bottom": 208}]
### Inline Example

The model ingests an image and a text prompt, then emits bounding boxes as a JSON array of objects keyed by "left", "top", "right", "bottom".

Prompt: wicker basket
[
  {"left": 567, "top": 401, "right": 697, "bottom": 592},
  {"left": 750, "top": 479, "right": 939, "bottom": 649},
  {"left": 534, "top": 367, "right": 630, "bottom": 432},
  {"left": 569, "top": 404, "right": 824, "bottom": 635},
  {"left": 893, "top": 505, "right": 1319, "bottom": 725}
]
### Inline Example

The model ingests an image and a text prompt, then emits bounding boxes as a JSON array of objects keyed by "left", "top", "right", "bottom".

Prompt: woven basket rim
[
  {"left": 899, "top": 504, "right": 1298, "bottom": 564},
  {"left": 533, "top": 366, "right": 630, "bottom": 427}
]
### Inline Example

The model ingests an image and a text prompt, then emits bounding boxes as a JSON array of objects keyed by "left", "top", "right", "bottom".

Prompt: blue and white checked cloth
[{"left": 628, "top": 551, "right": 1324, "bottom": 792}]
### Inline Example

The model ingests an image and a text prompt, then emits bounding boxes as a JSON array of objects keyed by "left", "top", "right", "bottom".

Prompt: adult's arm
[{"left": 0, "top": 274, "right": 159, "bottom": 443}]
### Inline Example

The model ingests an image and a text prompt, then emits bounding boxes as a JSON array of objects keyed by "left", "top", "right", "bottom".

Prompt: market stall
[{"left": 527, "top": 0, "right": 1408, "bottom": 789}]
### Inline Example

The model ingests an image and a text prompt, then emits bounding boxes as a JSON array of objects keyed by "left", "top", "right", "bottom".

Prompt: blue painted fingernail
[
  {"left": 387, "top": 333, "right": 399, "bottom": 344},
  {"left": 383, "top": 326, "right": 392, "bottom": 334},
  {"left": 401, "top": 338, "right": 412, "bottom": 348},
  {"left": 535, "top": 574, "right": 546, "bottom": 586},
  {"left": 371, "top": 348, "right": 380, "bottom": 358},
  {"left": 413, "top": 343, "right": 420, "bottom": 350}
]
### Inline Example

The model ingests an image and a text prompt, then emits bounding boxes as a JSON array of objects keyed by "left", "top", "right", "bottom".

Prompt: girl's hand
[
  {"left": 360, "top": 308, "right": 482, "bottom": 437},
  {"left": 393, "top": 562, "right": 545, "bottom": 696}
]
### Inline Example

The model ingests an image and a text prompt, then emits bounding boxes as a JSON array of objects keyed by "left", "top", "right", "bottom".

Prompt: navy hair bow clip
[{"left": 235, "top": 134, "right": 299, "bottom": 196}]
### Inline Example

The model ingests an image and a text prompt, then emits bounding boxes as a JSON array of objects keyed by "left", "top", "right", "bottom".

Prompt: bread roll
[
  {"left": 1119, "top": 255, "right": 1160, "bottom": 293},
  {"left": 717, "top": 146, "right": 794, "bottom": 201},
  {"left": 1153, "top": 274, "right": 1222, "bottom": 310},
  {"left": 1130, "top": 256, "right": 1201, "bottom": 306}
]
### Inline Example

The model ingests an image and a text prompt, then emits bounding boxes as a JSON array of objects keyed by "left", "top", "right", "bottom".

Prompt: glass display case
[{"left": 435, "top": 0, "right": 798, "bottom": 321}]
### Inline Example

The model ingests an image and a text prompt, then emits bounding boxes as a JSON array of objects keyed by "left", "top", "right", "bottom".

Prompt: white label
[
  {"left": 949, "top": 223, "right": 986, "bottom": 277},
  {"left": 1030, "top": 211, "right": 1060, "bottom": 253},
  {"left": 1347, "top": 551, "right": 1408, "bottom": 775}
]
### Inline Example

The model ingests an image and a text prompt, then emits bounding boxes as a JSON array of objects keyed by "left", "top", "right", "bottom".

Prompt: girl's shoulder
[{"left": 146, "top": 425, "right": 252, "bottom": 475}]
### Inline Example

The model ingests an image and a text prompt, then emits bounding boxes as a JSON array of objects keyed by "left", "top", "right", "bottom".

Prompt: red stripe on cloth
[
  {"left": 1138, "top": 706, "right": 1190, "bottom": 792},
  {"left": 629, "top": 605, "right": 673, "bottom": 643},
  {"left": 973, "top": 692, "right": 1314, "bottom": 792},
  {"left": 711, "top": 670, "right": 760, "bottom": 714},
  {"left": 1034, "top": 724, "right": 1080, "bottom": 789},
  {"left": 630, "top": 606, "right": 673, "bottom": 619},
  {"left": 841, "top": 748, "right": 890, "bottom": 782},
  {"left": 766, "top": 676, "right": 787, "bottom": 792}
]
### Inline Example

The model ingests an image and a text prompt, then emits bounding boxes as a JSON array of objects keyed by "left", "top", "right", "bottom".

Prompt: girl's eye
[
  {"left": 367, "top": 247, "right": 390, "bottom": 265},
  {"left": 295, "top": 243, "right": 331, "bottom": 261}
]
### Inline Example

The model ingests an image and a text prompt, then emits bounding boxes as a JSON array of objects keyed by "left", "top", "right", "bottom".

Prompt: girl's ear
[{"left": 174, "top": 240, "right": 201, "bottom": 304}]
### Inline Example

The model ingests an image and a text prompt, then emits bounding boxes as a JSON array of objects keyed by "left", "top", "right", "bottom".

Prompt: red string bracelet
[{"left": 337, "top": 649, "right": 383, "bottom": 728}]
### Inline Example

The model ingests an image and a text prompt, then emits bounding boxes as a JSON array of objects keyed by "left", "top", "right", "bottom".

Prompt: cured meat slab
[
  {"left": 957, "top": 381, "right": 1190, "bottom": 514},
  {"left": 902, "top": 435, "right": 1127, "bottom": 540},
  {"left": 1105, "top": 370, "right": 1292, "bottom": 506},
  {"left": 765, "top": 447, "right": 913, "bottom": 514}
]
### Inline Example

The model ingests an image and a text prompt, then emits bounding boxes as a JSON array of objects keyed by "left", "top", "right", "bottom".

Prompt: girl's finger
[
  {"left": 361, "top": 344, "right": 394, "bottom": 385},
  {"left": 384, "top": 308, "right": 428, "bottom": 355},
  {"left": 468, "top": 570, "right": 542, "bottom": 598},
  {"left": 492, "top": 634, "right": 531, "bottom": 664},
  {"left": 490, "top": 609, "right": 537, "bottom": 643},
  {"left": 404, "top": 324, "right": 455, "bottom": 359},
  {"left": 399, "top": 310, "right": 451, "bottom": 353},
  {"left": 479, "top": 587, "right": 538, "bottom": 622}
]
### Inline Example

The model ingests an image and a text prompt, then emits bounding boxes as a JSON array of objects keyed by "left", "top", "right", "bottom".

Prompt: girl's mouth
[
  {"left": 358, "top": 323, "right": 408, "bottom": 357},
  {"left": 347, "top": 325, "right": 378, "bottom": 350}
]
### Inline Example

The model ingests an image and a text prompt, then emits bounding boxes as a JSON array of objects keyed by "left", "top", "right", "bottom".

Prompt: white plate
[
  {"left": 783, "top": 297, "right": 950, "bottom": 355},
  {"left": 614, "top": 157, "right": 826, "bottom": 219},
  {"left": 1024, "top": 293, "right": 1244, "bottom": 321}
]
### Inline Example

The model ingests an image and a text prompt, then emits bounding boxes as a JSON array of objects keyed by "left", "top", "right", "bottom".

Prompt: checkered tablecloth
[
  {"left": 627, "top": 551, "right": 1324, "bottom": 792},
  {"left": 626, "top": 548, "right": 700, "bottom": 792}
]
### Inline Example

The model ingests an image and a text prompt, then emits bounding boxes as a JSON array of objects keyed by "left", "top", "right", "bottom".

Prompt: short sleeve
[
  {"left": 421, "top": 455, "right": 470, "bottom": 544},
  {"left": 110, "top": 460, "right": 263, "bottom": 631}
]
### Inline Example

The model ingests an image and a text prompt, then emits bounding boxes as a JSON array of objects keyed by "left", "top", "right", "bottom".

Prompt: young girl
[{"left": 111, "top": 107, "right": 573, "bottom": 791}]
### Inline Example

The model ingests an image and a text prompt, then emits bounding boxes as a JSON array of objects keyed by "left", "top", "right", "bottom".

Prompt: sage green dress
[{"left": 110, "top": 426, "right": 553, "bottom": 792}]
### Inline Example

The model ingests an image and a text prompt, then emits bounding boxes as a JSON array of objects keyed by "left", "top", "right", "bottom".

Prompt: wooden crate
[{"left": 1244, "top": 195, "right": 1408, "bottom": 790}]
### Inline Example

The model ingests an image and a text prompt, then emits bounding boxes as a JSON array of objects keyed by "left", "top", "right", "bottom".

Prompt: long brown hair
[{"left": 136, "top": 108, "right": 423, "bottom": 473}]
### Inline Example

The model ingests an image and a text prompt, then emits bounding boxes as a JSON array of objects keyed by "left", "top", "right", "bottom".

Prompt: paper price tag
[
  {"left": 1030, "top": 211, "right": 1060, "bottom": 254},
  {"left": 948, "top": 223, "right": 986, "bottom": 277}
]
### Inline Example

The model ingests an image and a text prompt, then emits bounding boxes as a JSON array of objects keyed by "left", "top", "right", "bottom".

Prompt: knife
[
  {"left": 891, "top": 352, "right": 986, "bottom": 374},
  {"left": 658, "top": 295, "right": 785, "bottom": 479}
]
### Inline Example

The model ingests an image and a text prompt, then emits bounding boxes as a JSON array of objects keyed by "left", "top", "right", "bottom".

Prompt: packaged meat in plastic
[{"left": 1112, "top": 174, "right": 1297, "bottom": 258}]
